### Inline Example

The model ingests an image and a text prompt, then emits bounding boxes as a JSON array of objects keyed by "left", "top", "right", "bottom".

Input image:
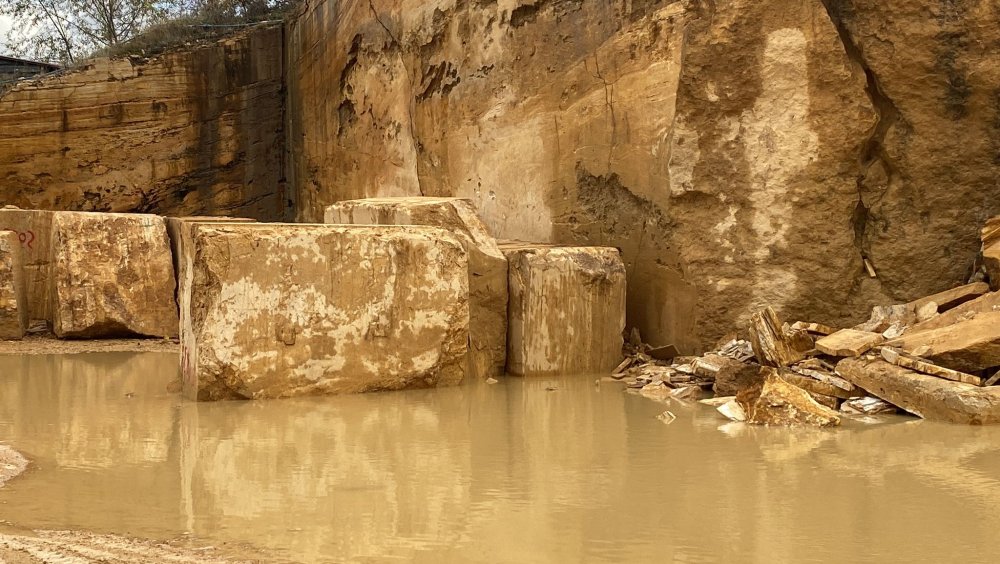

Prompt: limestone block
[
  {"left": 0, "top": 206, "right": 54, "bottom": 324},
  {"left": 0, "top": 231, "right": 28, "bottom": 340},
  {"left": 50, "top": 212, "right": 177, "bottom": 339},
  {"left": 501, "top": 244, "right": 625, "bottom": 376},
  {"left": 165, "top": 216, "right": 256, "bottom": 300},
  {"left": 324, "top": 197, "right": 508, "bottom": 378},
  {"left": 181, "top": 223, "right": 470, "bottom": 400}
]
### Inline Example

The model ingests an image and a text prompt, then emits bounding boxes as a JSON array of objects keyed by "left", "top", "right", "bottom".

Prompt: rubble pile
[{"left": 623, "top": 215, "right": 1000, "bottom": 426}]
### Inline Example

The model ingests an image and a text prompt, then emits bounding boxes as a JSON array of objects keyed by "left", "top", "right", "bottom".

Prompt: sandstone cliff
[{"left": 0, "top": 25, "right": 288, "bottom": 220}]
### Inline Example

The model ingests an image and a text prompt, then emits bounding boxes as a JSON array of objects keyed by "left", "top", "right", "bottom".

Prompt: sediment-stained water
[{"left": 1, "top": 353, "right": 999, "bottom": 563}]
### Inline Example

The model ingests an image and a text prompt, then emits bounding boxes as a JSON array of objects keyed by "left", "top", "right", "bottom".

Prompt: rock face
[
  {"left": 0, "top": 231, "right": 28, "bottom": 340},
  {"left": 324, "top": 197, "right": 507, "bottom": 377},
  {"left": 181, "top": 224, "right": 470, "bottom": 400},
  {"left": 502, "top": 244, "right": 625, "bottom": 375},
  {"left": 50, "top": 212, "right": 177, "bottom": 339},
  {"left": 0, "top": 207, "right": 53, "bottom": 324},
  {"left": 837, "top": 357, "right": 1000, "bottom": 424},
  {"left": 286, "top": 0, "right": 887, "bottom": 350},
  {"left": 737, "top": 370, "right": 842, "bottom": 427},
  {"left": 0, "top": 26, "right": 288, "bottom": 220}
]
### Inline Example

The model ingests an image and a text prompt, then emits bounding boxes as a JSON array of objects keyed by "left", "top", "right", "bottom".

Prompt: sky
[{"left": 0, "top": 15, "right": 12, "bottom": 56}]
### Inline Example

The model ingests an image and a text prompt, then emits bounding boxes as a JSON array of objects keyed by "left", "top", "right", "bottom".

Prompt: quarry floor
[{"left": 1, "top": 352, "right": 1000, "bottom": 563}]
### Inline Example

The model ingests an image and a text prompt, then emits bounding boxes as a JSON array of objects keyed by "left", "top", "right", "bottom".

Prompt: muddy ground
[{"left": 0, "top": 335, "right": 178, "bottom": 355}]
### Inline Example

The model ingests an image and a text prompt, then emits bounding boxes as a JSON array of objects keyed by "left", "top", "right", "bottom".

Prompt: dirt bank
[
  {"left": 0, "top": 529, "right": 269, "bottom": 563},
  {"left": 0, "top": 335, "right": 179, "bottom": 355}
]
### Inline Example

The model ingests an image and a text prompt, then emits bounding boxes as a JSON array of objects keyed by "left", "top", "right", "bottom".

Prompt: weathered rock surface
[
  {"left": 710, "top": 355, "right": 763, "bottom": 397},
  {"left": 0, "top": 207, "right": 53, "bottom": 324},
  {"left": 837, "top": 357, "right": 1000, "bottom": 424},
  {"left": 983, "top": 217, "right": 1000, "bottom": 290},
  {"left": 165, "top": 216, "right": 256, "bottom": 294},
  {"left": 181, "top": 224, "right": 470, "bottom": 400},
  {"left": 886, "top": 312, "right": 1000, "bottom": 373},
  {"left": 815, "top": 329, "right": 884, "bottom": 357},
  {"left": 0, "top": 231, "right": 28, "bottom": 340},
  {"left": 324, "top": 197, "right": 508, "bottom": 378},
  {"left": 502, "top": 244, "right": 625, "bottom": 376},
  {"left": 286, "top": 0, "right": 885, "bottom": 350},
  {"left": 748, "top": 307, "right": 805, "bottom": 367},
  {"left": 737, "top": 370, "right": 841, "bottom": 427},
  {"left": 0, "top": 26, "right": 288, "bottom": 220},
  {"left": 50, "top": 212, "right": 177, "bottom": 339}
]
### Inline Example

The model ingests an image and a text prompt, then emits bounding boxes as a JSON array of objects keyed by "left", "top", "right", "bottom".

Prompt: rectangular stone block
[
  {"left": 324, "top": 197, "right": 508, "bottom": 378},
  {"left": 0, "top": 231, "right": 28, "bottom": 340},
  {"left": 501, "top": 243, "right": 626, "bottom": 375},
  {"left": 181, "top": 223, "right": 470, "bottom": 400},
  {"left": 0, "top": 206, "right": 53, "bottom": 325},
  {"left": 50, "top": 212, "right": 177, "bottom": 339}
]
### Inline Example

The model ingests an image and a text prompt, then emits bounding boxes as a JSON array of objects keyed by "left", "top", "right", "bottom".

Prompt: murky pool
[{"left": 1, "top": 352, "right": 999, "bottom": 562}]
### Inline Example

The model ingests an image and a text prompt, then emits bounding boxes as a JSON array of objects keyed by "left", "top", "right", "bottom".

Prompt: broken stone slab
[
  {"left": 748, "top": 307, "right": 805, "bottom": 367},
  {"left": 780, "top": 370, "right": 855, "bottom": 400},
  {"left": 707, "top": 354, "right": 763, "bottom": 397},
  {"left": 50, "top": 212, "right": 177, "bottom": 339},
  {"left": 790, "top": 359, "right": 859, "bottom": 395},
  {"left": 325, "top": 197, "right": 508, "bottom": 378},
  {"left": 0, "top": 231, "right": 28, "bottom": 340},
  {"left": 736, "top": 368, "right": 841, "bottom": 427},
  {"left": 880, "top": 347, "right": 982, "bottom": 386},
  {"left": 716, "top": 399, "right": 747, "bottom": 422},
  {"left": 836, "top": 357, "right": 1000, "bottom": 424},
  {"left": 907, "top": 290, "right": 1000, "bottom": 334},
  {"left": 815, "top": 329, "right": 885, "bottom": 357},
  {"left": 790, "top": 321, "right": 837, "bottom": 336},
  {"left": 885, "top": 311, "right": 1000, "bottom": 373},
  {"left": 909, "top": 282, "right": 989, "bottom": 313},
  {"left": 181, "top": 223, "right": 470, "bottom": 400},
  {"left": 855, "top": 303, "right": 914, "bottom": 334},
  {"left": 0, "top": 207, "right": 53, "bottom": 325},
  {"left": 840, "top": 396, "right": 898, "bottom": 415},
  {"left": 501, "top": 244, "right": 626, "bottom": 376}
]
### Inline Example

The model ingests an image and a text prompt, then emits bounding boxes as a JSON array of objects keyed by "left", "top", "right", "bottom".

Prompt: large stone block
[
  {"left": 50, "top": 212, "right": 177, "bottom": 339},
  {"left": 324, "top": 197, "right": 508, "bottom": 377},
  {"left": 0, "top": 231, "right": 28, "bottom": 340},
  {"left": 501, "top": 244, "right": 625, "bottom": 376},
  {"left": 181, "top": 223, "right": 470, "bottom": 400},
  {"left": 165, "top": 216, "right": 256, "bottom": 304},
  {"left": 0, "top": 206, "right": 53, "bottom": 325}
]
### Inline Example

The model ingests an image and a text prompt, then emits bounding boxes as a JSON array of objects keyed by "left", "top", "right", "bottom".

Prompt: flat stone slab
[
  {"left": 50, "top": 212, "right": 177, "bottom": 339},
  {"left": 0, "top": 231, "right": 27, "bottom": 340},
  {"left": 886, "top": 311, "right": 1000, "bottom": 372},
  {"left": 0, "top": 207, "right": 53, "bottom": 324},
  {"left": 815, "top": 329, "right": 884, "bottom": 357},
  {"left": 325, "top": 197, "right": 508, "bottom": 378},
  {"left": 181, "top": 223, "right": 470, "bottom": 400},
  {"left": 837, "top": 357, "right": 1000, "bottom": 424},
  {"left": 501, "top": 243, "right": 625, "bottom": 376}
]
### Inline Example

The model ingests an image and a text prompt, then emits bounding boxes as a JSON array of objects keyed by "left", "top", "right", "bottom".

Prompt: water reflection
[{"left": 1, "top": 354, "right": 1000, "bottom": 563}]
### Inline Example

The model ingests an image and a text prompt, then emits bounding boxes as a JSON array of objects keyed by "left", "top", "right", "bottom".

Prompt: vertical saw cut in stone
[
  {"left": 0, "top": 231, "right": 28, "bottom": 340},
  {"left": 50, "top": 212, "right": 178, "bottom": 339},
  {"left": 501, "top": 243, "right": 626, "bottom": 376},
  {"left": 165, "top": 216, "right": 257, "bottom": 306},
  {"left": 181, "top": 223, "right": 470, "bottom": 401},
  {"left": 324, "top": 197, "right": 508, "bottom": 378},
  {"left": 0, "top": 206, "right": 54, "bottom": 325}
]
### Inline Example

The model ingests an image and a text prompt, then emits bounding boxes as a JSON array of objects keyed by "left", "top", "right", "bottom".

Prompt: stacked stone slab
[
  {"left": 324, "top": 197, "right": 508, "bottom": 378},
  {"left": 0, "top": 231, "right": 28, "bottom": 340},
  {"left": 50, "top": 212, "right": 177, "bottom": 339},
  {"left": 500, "top": 243, "right": 626, "bottom": 376},
  {"left": 181, "top": 223, "right": 470, "bottom": 400},
  {"left": 0, "top": 206, "right": 53, "bottom": 325}
]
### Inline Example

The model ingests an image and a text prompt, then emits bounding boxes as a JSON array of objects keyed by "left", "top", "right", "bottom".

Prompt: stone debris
[
  {"left": 0, "top": 232, "right": 28, "bottom": 340},
  {"left": 883, "top": 311, "right": 1000, "bottom": 373},
  {"left": 790, "top": 321, "right": 836, "bottom": 336},
  {"left": 716, "top": 399, "right": 747, "bottom": 422},
  {"left": 748, "top": 307, "right": 806, "bottom": 367},
  {"left": 736, "top": 369, "right": 841, "bottom": 427},
  {"left": 716, "top": 338, "right": 755, "bottom": 362},
  {"left": 815, "top": 329, "right": 885, "bottom": 357},
  {"left": 880, "top": 347, "right": 982, "bottom": 386},
  {"left": 50, "top": 212, "right": 177, "bottom": 339},
  {"left": 326, "top": 198, "right": 508, "bottom": 378},
  {"left": 841, "top": 396, "right": 898, "bottom": 416},
  {"left": 502, "top": 244, "right": 625, "bottom": 376},
  {"left": 181, "top": 223, "right": 470, "bottom": 401},
  {"left": 657, "top": 410, "right": 677, "bottom": 424}
]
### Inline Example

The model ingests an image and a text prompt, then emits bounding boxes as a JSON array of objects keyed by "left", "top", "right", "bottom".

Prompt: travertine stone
[
  {"left": 737, "top": 369, "right": 841, "bottom": 427},
  {"left": 181, "top": 224, "right": 470, "bottom": 400},
  {"left": 815, "top": 329, "right": 885, "bottom": 357},
  {"left": 709, "top": 355, "right": 764, "bottom": 397},
  {"left": 50, "top": 212, "right": 177, "bottom": 339},
  {"left": 324, "top": 197, "right": 508, "bottom": 378},
  {"left": 885, "top": 312, "right": 1000, "bottom": 373},
  {"left": 0, "top": 207, "right": 53, "bottom": 324},
  {"left": 501, "top": 244, "right": 625, "bottom": 376},
  {"left": 909, "top": 282, "right": 989, "bottom": 313},
  {"left": 748, "top": 307, "right": 804, "bottom": 367},
  {"left": 165, "top": 216, "right": 256, "bottom": 296},
  {"left": 837, "top": 358, "right": 1000, "bottom": 424},
  {"left": 0, "top": 231, "right": 28, "bottom": 340},
  {"left": 907, "top": 291, "right": 1000, "bottom": 334}
]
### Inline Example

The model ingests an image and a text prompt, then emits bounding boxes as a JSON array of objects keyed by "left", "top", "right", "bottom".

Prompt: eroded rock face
[
  {"left": 0, "top": 207, "right": 50, "bottom": 325},
  {"left": 50, "top": 212, "right": 177, "bottom": 339},
  {"left": 286, "top": 0, "right": 879, "bottom": 350},
  {"left": 324, "top": 197, "right": 508, "bottom": 377},
  {"left": 0, "top": 26, "right": 288, "bottom": 220},
  {"left": 181, "top": 224, "right": 469, "bottom": 400},
  {"left": 502, "top": 244, "right": 625, "bottom": 376},
  {"left": 0, "top": 231, "right": 27, "bottom": 340}
]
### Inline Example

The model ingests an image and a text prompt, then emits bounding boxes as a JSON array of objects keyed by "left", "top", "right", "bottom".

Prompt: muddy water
[{"left": 1, "top": 353, "right": 1000, "bottom": 562}]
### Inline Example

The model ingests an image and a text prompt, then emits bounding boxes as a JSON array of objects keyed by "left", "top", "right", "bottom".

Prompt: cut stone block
[
  {"left": 837, "top": 357, "right": 1000, "bottom": 424},
  {"left": 181, "top": 223, "right": 470, "bottom": 400},
  {"left": 50, "top": 212, "right": 177, "bottom": 339},
  {"left": 0, "top": 231, "right": 28, "bottom": 339},
  {"left": 885, "top": 311, "right": 1000, "bottom": 373},
  {"left": 324, "top": 197, "right": 508, "bottom": 378},
  {"left": 0, "top": 206, "right": 54, "bottom": 324},
  {"left": 501, "top": 243, "right": 625, "bottom": 376},
  {"left": 815, "top": 329, "right": 884, "bottom": 357}
]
